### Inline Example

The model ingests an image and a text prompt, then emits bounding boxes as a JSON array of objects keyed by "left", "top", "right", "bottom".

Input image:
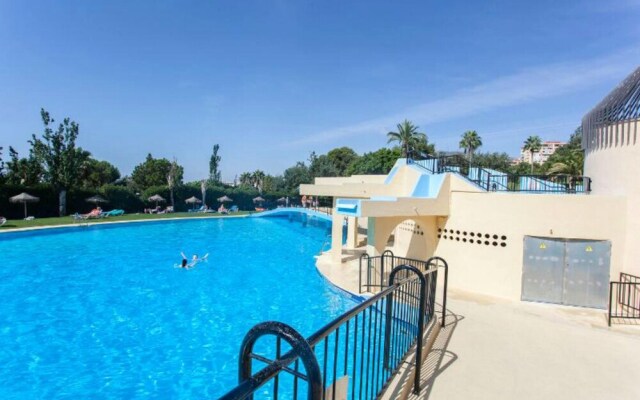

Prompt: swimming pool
[{"left": 0, "top": 215, "right": 359, "bottom": 398}]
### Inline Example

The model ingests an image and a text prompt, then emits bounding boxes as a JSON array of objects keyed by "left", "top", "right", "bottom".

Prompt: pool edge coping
[
  {"left": 313, "top": 256, "right": 368, "bottom": 303},
  {"left": 0, "top": 214, "right": 250, "bottom": 235}
]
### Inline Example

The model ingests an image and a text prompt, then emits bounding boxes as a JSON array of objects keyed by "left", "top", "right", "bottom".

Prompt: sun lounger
[
  {"left": 0, "top": 217, "right": 6, "bottom": 226},
  {"left": 101, "top": 209, "right": 125, "bottom": 217},
  {"left": 229, "top": 205, "right": 239, "bottom": 212},
  {"left": 72, "top": 213, "right": 86, "bottom": 220},
  {"left": 188, "top": 206, "right": 205, "bottom": 213}
]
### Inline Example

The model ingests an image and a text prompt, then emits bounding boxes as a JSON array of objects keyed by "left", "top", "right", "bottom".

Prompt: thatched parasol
[
  {"left": 253, "top": 196, "right": 265, "bottom": 203},
  {"left": 185, "top": 196, "right": 202, "bottom": 210},
  {"left": 148, "top": 194, "right": 166, "bottom": 208},
  {"left": 86, "top": 195, "right": 108, "bottom": 206},
  {"left": 10, "top": 192, "right": 40, "bottom": 219},
  {"left": 217, "top": 195, "right": 233, "bottom": 203}
]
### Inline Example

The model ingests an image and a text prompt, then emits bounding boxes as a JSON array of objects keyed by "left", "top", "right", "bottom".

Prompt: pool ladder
[{"left": 318, "top": 234, "right": 332, "bottom": 255}]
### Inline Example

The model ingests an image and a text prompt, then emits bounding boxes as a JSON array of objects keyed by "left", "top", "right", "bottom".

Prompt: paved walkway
[{"left": 410, "top": 289, "right": 640, "bottom": 400}]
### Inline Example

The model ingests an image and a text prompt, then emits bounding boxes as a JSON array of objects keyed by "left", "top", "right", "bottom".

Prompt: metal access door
[
  {"left": 522, "top": 237, "right": 565, "bottom": 304},
  {"left": 522, "top": 237, "right": 611, "bottom": 309}
]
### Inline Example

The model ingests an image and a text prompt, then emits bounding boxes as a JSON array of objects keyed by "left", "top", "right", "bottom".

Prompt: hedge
[{"left": 0, "top": 183, "right": 319, "bottom": 219}]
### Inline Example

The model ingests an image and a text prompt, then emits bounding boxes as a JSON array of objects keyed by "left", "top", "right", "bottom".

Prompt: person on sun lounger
[{"left": 83, "top": 207, "right": 102, "bottom": 219}]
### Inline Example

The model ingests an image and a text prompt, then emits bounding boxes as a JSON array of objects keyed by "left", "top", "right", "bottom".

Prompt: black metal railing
[
  {"left": 408, "top": 154, "right": 592, "bottom": 194},
  {"left": 359, "top": 250, "right": 442, "bottom": 293},
  {"left": 359, "top": 252, "right": 447, "bottom": 330},
  {"left": 608, "top": 272, "right": 640, "bottom": 326},
  {"left": 220, "top": 262, "right": 446, "bottom": 399}
]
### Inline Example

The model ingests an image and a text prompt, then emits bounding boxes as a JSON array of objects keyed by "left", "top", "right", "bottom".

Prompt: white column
[
  {"left": 346, "top": 216, "right": 358, "bottom": 249},
  {"left": 366, "top": 217, "right": 379, "bottom": 256},
  {"left": 331, "top": 199, "right": 344, "bottom": 262}
]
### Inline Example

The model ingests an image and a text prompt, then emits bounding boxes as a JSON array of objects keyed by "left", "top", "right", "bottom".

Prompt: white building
[{"left": 519, "top": 140, "right": 566, "bottom": 163}]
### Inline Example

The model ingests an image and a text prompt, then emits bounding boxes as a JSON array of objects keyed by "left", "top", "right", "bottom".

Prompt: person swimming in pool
[{"left": 179, "top": 252, "right": 208, "bottom": 268}]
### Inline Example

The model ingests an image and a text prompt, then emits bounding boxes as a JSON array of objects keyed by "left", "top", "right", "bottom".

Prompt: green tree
[
  {"left": 309, "top": 152, "right": 338, "bottom": 179},
  {"left": 78, "top": 158, "right": 121, "bottom": 189},
  {"left": 283, "top": 162, "right": 312, "bottom": 192},
  {"left": 0, "top": 146, "right": 4, "bottom": 184},
  {"left": 5, "top": 146, "right": 44, "bottom": 185},
  {"left": 167, "top": 158, "right": 181, "bottom": 208},
  {"left": 543, "top": 128, "right": 584, "bottom": 176},
  {"left": 569, "top": 126, "right": 582, "bottom": 147},
  {"left": 327, "top": 147, "right": 359, "bottom": 176},
  {"left": 387, "top": 120, "right": 427, "bottom": 158},
  {"left": 413, "top": 135, "right": 436, "bottom": 157},
  {"left": 459, "top": 130, "right": 482, "bottom": 160},
  {"left": 30, "top": 109, "right": 88, "bottom": 216},
  {"left": 346, "top": 148, "right": 402, "bottom": 175},
  {"left": 523, "top": 135, "right": 543, "bottom": 173},
  {"left": 546, "top": 149, "right": 583, "bottom": 176},
  {"left": 471, "top": 152, "right": 512, "bottom": 172},
  {"left": 209, "top": 144, "right": 222, "bottom": 184},
  {"left": 131, "top": 154, "right": 183, "bottom": 190},
  {"left": 262, "top": 175, "right": 285, "bottom": 193}
]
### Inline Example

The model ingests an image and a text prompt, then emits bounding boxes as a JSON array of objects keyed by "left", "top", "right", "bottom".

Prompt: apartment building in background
[{"left": 519, "top": 140, "right": 566, "bottom": 163}]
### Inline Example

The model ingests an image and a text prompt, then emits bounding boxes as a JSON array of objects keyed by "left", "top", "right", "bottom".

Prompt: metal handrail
[
  {"left": 408, "top": 155, "right": 592, "bottom": 194},
  {"left": 359, "top": 250, "right": 432, "bottom": 293},
  {"left": 220, "top": 262, "right": 444, "bottom": 399},
  {"left": 608, "top": 272, "right": 640, "bottom": 326}
]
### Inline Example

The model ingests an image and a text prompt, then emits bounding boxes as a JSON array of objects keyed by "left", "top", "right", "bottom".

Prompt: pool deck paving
[
  {"left": 410, "top": 289, "right": 640, "bottom": 400},
  {"left": 316, "top": 253, "right": 640, "bottom": 400}
]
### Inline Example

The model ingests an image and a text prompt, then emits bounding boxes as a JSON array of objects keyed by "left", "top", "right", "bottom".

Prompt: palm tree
[
  {"left": 166, "top": 158, "right": 179, "bottom": 208},
  {"left": 459, "top": 130, "right": 482, "bottom": 160},
  {"left": 547, "top": 148, "right": 583, "bottom": 176},
  {"left": 239, "top": 172, "right": 252, "bottom": 187},
  {"left": 387, "top": 120, "right": 427, "bottom": 158},
  {"left": 251, "top": 170, "right": 266, "bottom": 193},
  {"left": 523, "top": 136, "right": 543, "bottom": 173}
]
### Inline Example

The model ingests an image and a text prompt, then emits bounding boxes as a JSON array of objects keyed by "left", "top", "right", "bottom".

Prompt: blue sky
[{"left": 1, "top": 1, "right": 639, "bottom": 181}]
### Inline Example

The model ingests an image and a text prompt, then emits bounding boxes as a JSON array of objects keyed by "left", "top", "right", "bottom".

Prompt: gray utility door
[{"left": 522, "top": 236, "right": 611, "bottom": 309}]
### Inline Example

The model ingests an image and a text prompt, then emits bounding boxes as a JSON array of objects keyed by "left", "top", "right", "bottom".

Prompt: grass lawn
[{"left": 0, "top": 211, "right": 255, "bottom": 231}]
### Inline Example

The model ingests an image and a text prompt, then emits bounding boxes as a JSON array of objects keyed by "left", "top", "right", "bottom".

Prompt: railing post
[
  {"left": 381, "top": 250, "right": 394, "bottom": 288},
  {"left": 386, "top": 265, "right": 427, "bottom": 395},
  {"left": 608, "top": 281, "right": 614, "bottom": 327},
  {"left": 384, "top": 282, "right": 394, "bottom": 369},
  {"left": 359, "top": 253, "right": 370, "bottom": 294},
  {"left": 380, "top": 255, "right": 385, "bottom": 289},
  {"left": 426, "top": 256, "right": 449, "bottom": 327}
]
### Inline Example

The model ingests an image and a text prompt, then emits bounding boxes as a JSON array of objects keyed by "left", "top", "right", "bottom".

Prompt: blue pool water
[{"left": 0, "top": 216, "right": 359, "bottom": 399}]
